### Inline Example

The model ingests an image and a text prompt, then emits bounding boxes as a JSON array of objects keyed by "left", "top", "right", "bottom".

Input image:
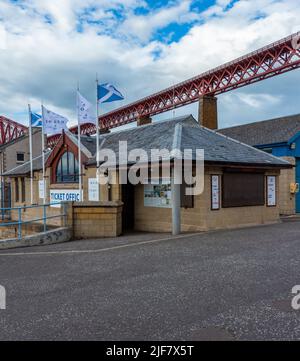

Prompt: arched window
[{"left": 56, "top": 152, "right": 79, "bottom": 183}]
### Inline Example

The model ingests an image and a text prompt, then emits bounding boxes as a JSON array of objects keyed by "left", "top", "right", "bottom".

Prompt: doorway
[{"left": 122, "top": 183, "right": 135, "bottom": 231}]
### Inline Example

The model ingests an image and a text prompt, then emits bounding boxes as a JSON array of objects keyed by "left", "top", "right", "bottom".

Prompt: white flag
[
  {"left": 42, "top": 106, "right": 68, "bottom": 134},
  {"left": 77, "top": 91, "right": 95, "bottom": 125}
]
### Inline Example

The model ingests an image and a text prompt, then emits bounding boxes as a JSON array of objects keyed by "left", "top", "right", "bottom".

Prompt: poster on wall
[
  {"left": 211, "top": 175, "right": 220, "bottom": 210},
  {"left": 39, "top": 180, "right": 45, "bottom": 200},
  {"left": 144, "top": 179, "right": 172, "bottom": 208},
  {"left": 50, "top": 189, "right": 82, "bottom": 208},
  {"left": 267, "top": 176, "right": 276, "bottom": 206},
  {"left": 88, "top": 178, "right": 99, "bottom": 202}
]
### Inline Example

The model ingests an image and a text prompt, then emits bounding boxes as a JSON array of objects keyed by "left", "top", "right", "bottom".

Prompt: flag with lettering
[
  {"left": 77, "top": 91, "right": 95, "bottom": 125},
  {"left": 42, "top": 106, "right": 68, "bottom": 134}
]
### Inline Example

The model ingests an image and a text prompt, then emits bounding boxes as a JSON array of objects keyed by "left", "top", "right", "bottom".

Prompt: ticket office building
[{"left": 3, "top": 115, "right": 291, "bottom": 237}]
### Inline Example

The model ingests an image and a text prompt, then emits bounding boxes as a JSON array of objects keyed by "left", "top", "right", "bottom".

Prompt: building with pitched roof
[
  {"left": 218, "top": 114, "right": 300, "bottom": 215},
  {"left": 0, "top": 124, "right": 43, "bottom": 208},
  {"left": 2, "top": 115, "right": 291, "bottom": 237}
]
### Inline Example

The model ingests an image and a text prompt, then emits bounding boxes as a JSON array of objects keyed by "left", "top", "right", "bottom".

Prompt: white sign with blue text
[
  {"left": 50, "top": 189, "right": 82, "bottom": 208},
  {"left": 88, "top": 178, "right": 99, "bottom": 202}
]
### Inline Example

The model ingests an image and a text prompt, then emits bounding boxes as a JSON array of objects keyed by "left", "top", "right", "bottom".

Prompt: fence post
[
  {"left": 18, "top": 207, "right": 22, "bottom": 239},
  {"left": 61, "top": 202, "right": 66, "bottom": 227},
  {"left": 43, "top": 204, "right": 47, "bottom": 233}
]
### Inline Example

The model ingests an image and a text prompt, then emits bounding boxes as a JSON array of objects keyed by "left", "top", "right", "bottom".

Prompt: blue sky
[{"left": 0, "top": 0, "right": 299, "bottom": 129}]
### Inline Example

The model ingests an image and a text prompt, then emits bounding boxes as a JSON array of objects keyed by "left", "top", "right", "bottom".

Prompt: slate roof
[
  {"left": 2, "top": 115, "right": 291, "bottom": 176},
  {"left": 217, "top": 114, "right": 300, "bottom": 146},
  {"left": 2, "top": 151, "right": 51, "bottom": 176},
  {"left": 87, "top": 115, "right": 290, "bottom": 167}
]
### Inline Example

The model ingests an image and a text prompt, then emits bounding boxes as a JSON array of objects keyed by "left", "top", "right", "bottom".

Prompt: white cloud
[
  {"left": 0, "top": 0, "right": 299, "bottom": 129},
  {"left": 0, "top": 23, "right": 6, "bottom": 49},
  {"left": 120, "top": 0, "right": 197, "bottom": 42},
  {"left": 236, "top": 93, "right": 283, "bottom": 108}
]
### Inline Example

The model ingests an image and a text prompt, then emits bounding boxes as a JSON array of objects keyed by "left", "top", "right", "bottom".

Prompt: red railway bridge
[{"left": 1, "top": 31, "right": 299, "bottom": 148}]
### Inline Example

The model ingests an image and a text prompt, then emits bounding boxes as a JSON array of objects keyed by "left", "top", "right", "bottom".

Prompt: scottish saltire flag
[
  {"left": 77, "top": 91, "right": 95, "bottom": 124},
  {"left": 30, "top": 112, "right": 42, "bottom": 127},
  {"left": 97, "top": 83, "right": 124, "bottom": 103},
  {"left": 42, "top": 105, "right": 68, "bottom": 134}
]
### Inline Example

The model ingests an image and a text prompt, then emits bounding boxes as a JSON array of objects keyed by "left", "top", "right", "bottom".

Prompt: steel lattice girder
[
  {"left": 46, "top": 31, "right": 300, "bottom": 148},
  {"left": 0, "top": 116, "right": 27, "bottom": 146}
]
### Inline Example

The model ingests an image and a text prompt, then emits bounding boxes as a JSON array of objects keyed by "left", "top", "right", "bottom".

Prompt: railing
[{"left": 0, "top": 203, "right": 67, "bottom": 240}]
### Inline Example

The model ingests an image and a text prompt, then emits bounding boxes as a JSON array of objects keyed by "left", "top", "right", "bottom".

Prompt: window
[
  {"left": 56, "top": 152, "right": 79, "bottom": 183},
  {"left": 17, "top": 152, "right": 25, "bottom": 163},
  {"left": 15, "top": 178, "right": 19, "bottom": 203},
  {"left": 222, "top": 172, "right": 265, "bottom": 208},
  {"left": 21, "top": 177, "right": 26, "bottom": 203}
]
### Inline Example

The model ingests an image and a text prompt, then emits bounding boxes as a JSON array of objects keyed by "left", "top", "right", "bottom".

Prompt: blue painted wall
[{"left": 256, "top": 133, "right": 300, "bottom": 213}]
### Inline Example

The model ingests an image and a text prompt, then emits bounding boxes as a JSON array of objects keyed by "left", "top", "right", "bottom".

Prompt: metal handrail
[
  {"left": 0, "top": 202, "right": 61, "bottom": 211},
  {"left": 0, "top": 202, "right": 67, "bottom": 240}
]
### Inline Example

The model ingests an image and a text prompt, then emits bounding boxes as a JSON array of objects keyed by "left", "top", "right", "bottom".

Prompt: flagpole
[
  {"left": 77, "top": 86, "right": 83, "bottom": 202},
  {"left": 96, "top": 77, "right": 100, "bottom": 181},
  {"left": 41, "top": 104, "right": 46, "bottom": 205},
  {"left": 28, "top": 104, "right": 34, "bottom": 204}
]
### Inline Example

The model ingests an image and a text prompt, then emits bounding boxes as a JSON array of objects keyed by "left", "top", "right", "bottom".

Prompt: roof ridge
[
  {"left": 171, "top": 123, "right": 183, "bottom": 159},
  {"left": 219, "top": 113, "right": 300, "bottom": 131},
  {"left": 66, "top": 130, "right": 92, "bottom": 158},
  {"left": 204, "top": 127, "right": 291, "bottom": 165},
  {"left": 101, "top": 114, "right": 195, "bottom": 137}
]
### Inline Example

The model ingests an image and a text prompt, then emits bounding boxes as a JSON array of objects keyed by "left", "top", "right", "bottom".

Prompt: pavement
[{"left": 0, "top": 222, "right": 300, "bottom": 341}]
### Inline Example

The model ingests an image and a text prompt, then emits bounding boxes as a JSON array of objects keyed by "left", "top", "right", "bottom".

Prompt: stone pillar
[
  {"left": 171, "top": 165, "right": 181, "bottom": 235},
  {"left": 137, "top": 115, "right": 152, "bottom": 127},
  {"left": 198, "top": 96, "right": 218, "bottom": 130}
]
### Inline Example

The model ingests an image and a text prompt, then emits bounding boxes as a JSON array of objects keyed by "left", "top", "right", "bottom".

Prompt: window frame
[
  {"left": 55, "top": 151, "right": 79, "bottom": 184},
  {"left": 16, "top": 152, "right": 25, "bottom": 163}
]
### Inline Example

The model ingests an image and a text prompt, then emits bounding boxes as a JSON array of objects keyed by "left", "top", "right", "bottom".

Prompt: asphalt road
[{"left": 0, "top": 221, "right": 300, "bottom": 341}]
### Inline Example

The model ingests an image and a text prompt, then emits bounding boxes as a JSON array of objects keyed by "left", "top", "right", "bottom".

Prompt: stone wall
[
  {"left": 0, "top": 128, "right": 43, "bottom": 176},
  {"left": 134, "top": 167, "right": 281, "bottom": 233},
  {"left": 0, "top": 227, "right": 71, "bottom": 250},
  {"left": 0, "top": 221, "right": 58, "bottom": 239},
  {"left": 66, "top": 201, "right": 123, "bottom": 239},
  {"left": 277, "top": 156, "right": 296, "bottom": 215}
]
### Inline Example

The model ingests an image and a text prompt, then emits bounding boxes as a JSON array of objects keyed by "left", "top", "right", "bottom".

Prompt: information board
[
  {"left": 88, "top": 178, "right": 99, "bottom": 202},
  {"left": 144, "top": 180, "right": 172, "bottom": 208},
  {"left": 267, "top": 176, "right": 276, "bottom": 207},
  {"left": 211, "top": 175, "right": 220, "bottom": 210}
]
